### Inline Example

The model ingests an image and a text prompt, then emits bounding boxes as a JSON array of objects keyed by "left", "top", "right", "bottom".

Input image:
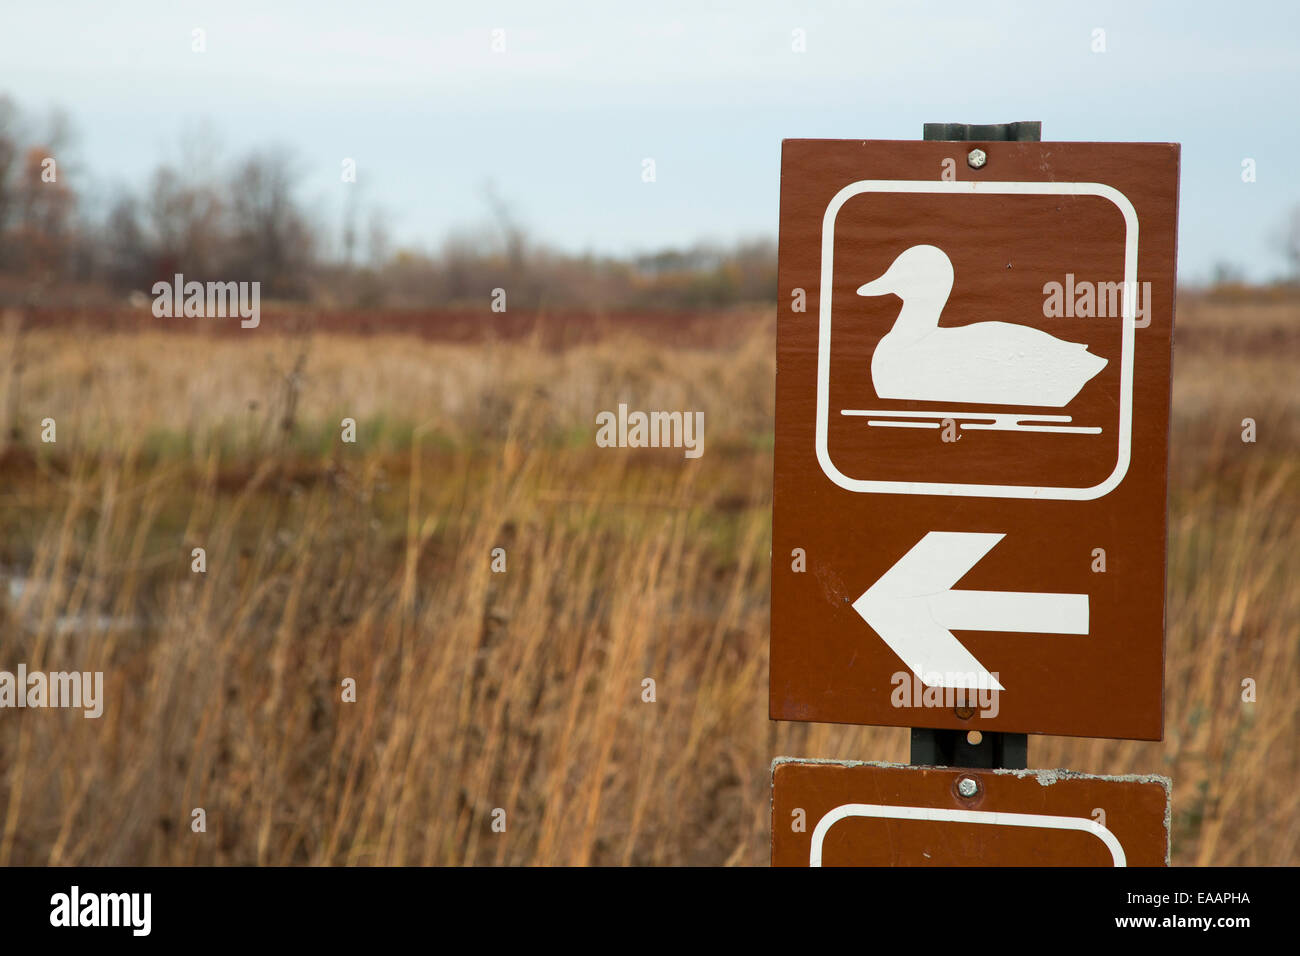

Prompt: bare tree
[
  {"left": 365, "top": 206, "right": 390, "bottom": 269},
  {"left": 13, "top": 144, "right": 77, "bottom": 276},
  {"left": 1281, "top": 204, "right": 1300, "bottom": 282},
  {"left": 225, "top": 149, "right": 315, "bottom": 296},
  {"left": 144, "top": 164, "right": 225, "bottom": 280},
  {"left": 481, "top": 182, "right": 527, "bottom": 273},
  {"left": 0, "top": 95, "right": 22, "bottom": 270},
  {"left": 101, "top": 192, "right": 149, "bottom": 289}
]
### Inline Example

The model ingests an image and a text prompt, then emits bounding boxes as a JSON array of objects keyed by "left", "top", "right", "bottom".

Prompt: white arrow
[{"left": 852, "top": 531, "right": 1089, "bottom": 691}]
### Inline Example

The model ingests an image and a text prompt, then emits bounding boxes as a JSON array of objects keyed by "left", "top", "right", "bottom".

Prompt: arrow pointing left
[{"left": 853, "top": 531, "right": 1089, "bottom": 691}]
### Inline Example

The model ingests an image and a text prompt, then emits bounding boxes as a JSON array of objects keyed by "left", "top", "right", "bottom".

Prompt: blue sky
[{"left": 2, "top": 1, "right": 1296, "bottom": 281}]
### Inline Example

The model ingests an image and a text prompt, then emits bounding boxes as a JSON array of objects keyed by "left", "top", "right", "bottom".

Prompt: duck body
[
  {"left": 857, "top": 245, "right": 1107, "bottom": 408},
  {"left": 872, "top": 320, "right": 1108, "bottom": 407}
]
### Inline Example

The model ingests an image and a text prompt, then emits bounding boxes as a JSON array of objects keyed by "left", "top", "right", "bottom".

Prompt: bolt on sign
[
  {"left": 772, "top": 759, "right": 1170, "bottom": 867},
  {"left": 771, "top": 139, "right": 1180, "bottom": 740}
]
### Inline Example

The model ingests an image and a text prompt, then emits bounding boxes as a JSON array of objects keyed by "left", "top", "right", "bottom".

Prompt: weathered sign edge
[{"left": 770, "top": 756, "right": 1173, "bottom": 865}]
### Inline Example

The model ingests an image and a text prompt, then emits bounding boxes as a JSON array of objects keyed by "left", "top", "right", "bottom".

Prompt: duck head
[
  {"left": 856, "top": 244, "right": 954, "bottom": 302},
  {"left": 856, "top": 245, "right": 955, "bottom": 341}
]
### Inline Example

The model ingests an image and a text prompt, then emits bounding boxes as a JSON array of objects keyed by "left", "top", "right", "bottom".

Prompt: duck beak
[{"left": 856, "top": 276, "right": 890, "bottom": 296}]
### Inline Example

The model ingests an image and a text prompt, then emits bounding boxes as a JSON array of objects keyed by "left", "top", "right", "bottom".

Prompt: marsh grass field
[{"left": 0, "top": 293, "right": 1295, "bottom": 866}]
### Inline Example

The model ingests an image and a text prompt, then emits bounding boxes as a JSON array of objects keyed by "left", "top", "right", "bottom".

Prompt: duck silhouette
[{"left": 856, "top": 245, "right": 1107, "bottom": 407}]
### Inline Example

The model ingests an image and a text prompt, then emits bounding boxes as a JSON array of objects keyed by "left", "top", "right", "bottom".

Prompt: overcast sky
[{"left": 2, "top": 1, "right": 1296, "bottom": 281}]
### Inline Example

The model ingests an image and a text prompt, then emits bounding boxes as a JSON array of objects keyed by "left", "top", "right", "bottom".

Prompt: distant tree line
[
  {"left": 9, "top": 90, "right": 1298, "bottom": 311},
  {"left": 0, "top": 93, "right": 777, "bottom": 311}
]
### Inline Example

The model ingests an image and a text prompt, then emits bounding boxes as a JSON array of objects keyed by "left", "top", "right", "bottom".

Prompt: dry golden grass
[{"left": 0, "top": 295, "right": 1295, "bottom": 865}]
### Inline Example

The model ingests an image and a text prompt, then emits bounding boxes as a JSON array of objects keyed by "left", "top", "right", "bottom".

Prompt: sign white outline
[
  {"left": 809, "top": 802, "right": 1127, "bottom": 866},
  {"left": 815, "top": 179, "right": 1139, "bottom": 499}
]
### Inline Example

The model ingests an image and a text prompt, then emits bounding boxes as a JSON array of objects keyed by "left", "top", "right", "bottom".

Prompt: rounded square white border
[
  {"left": 809, "top": 802, "right": 1127, "bottom": 866},
  {"left": 814, "top": 179, "right": 1138, "bottom": 500}
]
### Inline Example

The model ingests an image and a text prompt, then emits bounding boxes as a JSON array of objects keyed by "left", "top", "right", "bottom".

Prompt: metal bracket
[
  {"left": 909, "top": 727, "right": 1028, "bottom": 769},
  {"left": 922, "top": 121, "right": 1041, "bottom": 142}
]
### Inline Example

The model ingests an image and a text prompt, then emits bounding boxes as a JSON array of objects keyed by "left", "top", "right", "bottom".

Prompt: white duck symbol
[{"left": 857, "top": 245, "right": 1107, "bottom": 407}]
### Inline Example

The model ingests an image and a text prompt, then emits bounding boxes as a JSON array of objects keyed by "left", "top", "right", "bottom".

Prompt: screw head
[
  {"left": 967, "top": 148, "right": 987, "bottom": 169},
  {"left": 957, "top": 776, "right": 980, "bottom": 798}
]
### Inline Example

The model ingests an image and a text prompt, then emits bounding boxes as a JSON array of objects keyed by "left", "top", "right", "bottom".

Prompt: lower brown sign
[{"left": 772, "top": 759, "right": 1169, "bottom": 866}]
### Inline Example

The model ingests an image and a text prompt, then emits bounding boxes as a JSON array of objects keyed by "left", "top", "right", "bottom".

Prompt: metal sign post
[{"left": 910, "top": 121, "right": 1040, "bottom": 771}]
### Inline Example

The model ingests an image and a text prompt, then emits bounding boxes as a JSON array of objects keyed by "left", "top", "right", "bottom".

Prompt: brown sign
[
  {"left": 772, "top": 759, "right": 1170, "bottom": 866},
  {"left": 771, "top": 140, "right": 1178, "bottom": 739}
]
